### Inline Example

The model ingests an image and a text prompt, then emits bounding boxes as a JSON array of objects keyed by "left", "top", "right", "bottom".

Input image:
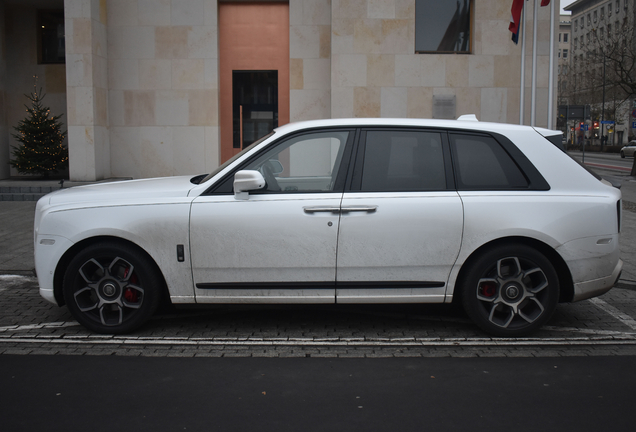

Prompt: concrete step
[{"left": 0, "top": 186, "right": 59, "bottom": 201}]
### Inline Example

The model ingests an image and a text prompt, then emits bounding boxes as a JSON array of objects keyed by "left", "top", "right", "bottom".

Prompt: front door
[
  {"left": 190, "top": 130, "right": 353, "bottom": 303},
  {"left": 219, "top": 2, "right": 289, "bottom": 163}
]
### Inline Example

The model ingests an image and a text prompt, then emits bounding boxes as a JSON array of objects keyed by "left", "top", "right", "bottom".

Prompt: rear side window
[
  {"left": 450, "top": 134, "right": 529, "bottom": 190},
  {"left": 359, "top": 130, "right": 447, "bottom": 191}
]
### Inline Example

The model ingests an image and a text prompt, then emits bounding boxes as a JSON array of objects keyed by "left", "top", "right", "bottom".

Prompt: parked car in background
[
  {"left": 33, "top": 117, "right": 623, "bottom": 337},
  {"left": 620, "top": 141, "right": 636, "bottom": 158}
]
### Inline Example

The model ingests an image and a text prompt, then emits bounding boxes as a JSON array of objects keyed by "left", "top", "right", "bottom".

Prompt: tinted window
[
  {"left": 360, "top": 131, "right": 446, "bottom": 191},
  {"left": 450, "top": 134, "right": 528, "bottom": 190}
]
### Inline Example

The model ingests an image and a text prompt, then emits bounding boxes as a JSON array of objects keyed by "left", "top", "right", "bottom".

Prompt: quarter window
[
  {"left": 450, "top": 134, "right": 528, "bottom": 190},
  {"left": 359, "top": 130, "right": 447, "bottom": 192}
]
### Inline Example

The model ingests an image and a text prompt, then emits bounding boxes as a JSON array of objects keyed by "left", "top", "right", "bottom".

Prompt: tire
[
  {"left": 621, "top": 152, "right": 625, "bottom": 158},
  {"left": 461, "top": 244, "right": 559, "bottom": 337},
  {"left": 63, "top": 242, "right": 163, "bottom": 334}
]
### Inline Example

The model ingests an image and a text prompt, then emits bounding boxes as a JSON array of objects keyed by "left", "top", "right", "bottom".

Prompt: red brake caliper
[
  {"left": 479, "top": 282, "right": 497, "bottom": 297},
  {"left": 123, "top": 268, "right": 139, "bottom": 303}
]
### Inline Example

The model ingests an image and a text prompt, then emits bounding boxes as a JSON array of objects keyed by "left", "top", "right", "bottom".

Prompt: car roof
[{"left": 272, "top": 117, "right": 542, "bottom": 136}]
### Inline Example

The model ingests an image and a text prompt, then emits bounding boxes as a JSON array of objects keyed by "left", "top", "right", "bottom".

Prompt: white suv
[{"left": 34, "top": 118, "right": 623, "bottom": 337}]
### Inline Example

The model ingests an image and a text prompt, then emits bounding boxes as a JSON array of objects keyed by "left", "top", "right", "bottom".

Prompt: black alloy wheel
[
  {"left": 62, "top": 242, "right": 162, "bottom": 334},
  {"left": 461, "top": 244, "right": 559, "bottom": 337}
]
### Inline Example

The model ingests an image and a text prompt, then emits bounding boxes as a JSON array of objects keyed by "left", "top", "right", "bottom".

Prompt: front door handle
[
  {"left": 340, "top": 206, "right": 378, "bottom": 213},
  {"left": 303, "top": 206, "right": 341, "bottom": 213}
]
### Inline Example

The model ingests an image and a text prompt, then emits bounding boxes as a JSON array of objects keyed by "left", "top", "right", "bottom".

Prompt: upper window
[
  {"left": 242, "top": 131, "right": 350, "bottom": 193},
  {"left": 617, "top": 1, "right": 620, "bottom": 13},
  {"left": 415, "top": 0, "right": 472, "bottom": 53},
  {"left": 563, "top": 33, "right": 569, "bottom": 43},
  {"left": 359, "top": 130, "right": 447, "bottom": 192},
  {"left": 594, "top": 11, "right": 598, "bottom": 22},
  {"left": 609, "top": 2, "right": 613, "bottom": 16},
  {"left": 601, "top": 7, "right": 605, "bottom": 19},
  {"left": 563, "top": 49, "right": 568, "bottom": 59},
  {"left": 38, "top": 10, "right": 65, "bottom": 64},
  {"left": 450, "top": 134, "right": 528, "bottom": 190}
]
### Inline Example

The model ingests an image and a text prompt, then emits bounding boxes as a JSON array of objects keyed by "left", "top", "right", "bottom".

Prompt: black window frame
[
  {"left": 448, "top": 131, "right": 550, "bottom": 191},
  {"left": 203, "top": 127, "right": 357, "bottom": 195},
  {"left": 348, "top": 127, "right": 456, "bottom": 192}
]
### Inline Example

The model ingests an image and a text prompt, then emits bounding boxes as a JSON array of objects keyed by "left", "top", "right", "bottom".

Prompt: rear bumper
[{"left": 572, "top": 259, "right": 623, "bottom": 302}]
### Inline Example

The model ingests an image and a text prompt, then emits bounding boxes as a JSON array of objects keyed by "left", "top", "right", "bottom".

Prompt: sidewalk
[{"left": 1, "top": 174, "right": 636, "bottom": 289}]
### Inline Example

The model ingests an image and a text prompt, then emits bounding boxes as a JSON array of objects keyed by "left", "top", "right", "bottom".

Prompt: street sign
[
  {"left": 632, "top": 122, "right": 636, "bottom": 128},
  {"left": 601, "top": 120, "right": 615, "bottom": 124},
  {"left": 632, "top": 109, "right": 636, "bottom": 118}
]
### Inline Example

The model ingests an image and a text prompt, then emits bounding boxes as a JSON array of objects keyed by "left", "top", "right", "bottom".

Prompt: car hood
[{"left": 43, "top": 176, "right": 198, "bottom": 206}]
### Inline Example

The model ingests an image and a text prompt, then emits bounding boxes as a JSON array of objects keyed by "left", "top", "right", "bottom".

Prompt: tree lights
[{"left": 10, "top": 81, "right": 68, "bottom": 177}]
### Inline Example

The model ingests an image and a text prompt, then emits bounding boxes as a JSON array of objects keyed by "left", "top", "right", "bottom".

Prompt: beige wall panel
[
  {"left": 138, "top": 0, "right": 171, "bottom": 26},
  {"left": 354, "top": 86, "right": 380, "bottom": 117},
  {"left": 367, "top": 54, "right": 395, "bottom": 87},
  {"left": 406, "top": 86, "right": 433, "bottom": 119},
  {"left": 380, "top": 87, "right": 407, "bottom": 118}
]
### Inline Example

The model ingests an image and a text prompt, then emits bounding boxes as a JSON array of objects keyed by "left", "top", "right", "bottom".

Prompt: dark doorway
[{"left": 232, "top": 70, "right": 278, "bottom": 149}]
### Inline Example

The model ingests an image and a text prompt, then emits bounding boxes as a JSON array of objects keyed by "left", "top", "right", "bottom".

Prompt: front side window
[
  {"left": 450, "top": 134, "right": 528, "bottom": 190},
  {"left": 415, "top": 0, "right": 472, "bottom": 53},
  {"left": 358, "top": 130, "right": 447, "bottom": 192},
  {"left": 243, "top": 131, "right": 350, "bottom": 193}
]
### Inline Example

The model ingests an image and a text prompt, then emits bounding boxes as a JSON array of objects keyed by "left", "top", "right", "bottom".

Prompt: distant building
[
  {"left": 0, "top": 0, "right": 559, "bottom": 181},
  {"left": 565, "top": 0, "right": 636, "bottom": 145}
]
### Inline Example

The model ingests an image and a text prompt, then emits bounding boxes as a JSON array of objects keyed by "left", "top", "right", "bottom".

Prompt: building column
[{"left": 64, "top": 0, "right": 109, "bottom": 181}]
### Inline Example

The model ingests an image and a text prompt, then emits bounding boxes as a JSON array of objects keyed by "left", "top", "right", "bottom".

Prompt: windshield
[{"left": 198, "top": 131, "right": 275, "bottom": 184}]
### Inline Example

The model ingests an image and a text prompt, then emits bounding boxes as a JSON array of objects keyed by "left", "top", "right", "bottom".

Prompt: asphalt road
[{"left": 1, "top": 354, "right": 635, "bottom": 432}]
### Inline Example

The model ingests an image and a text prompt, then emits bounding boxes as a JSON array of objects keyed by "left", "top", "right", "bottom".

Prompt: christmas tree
[{"left": 10, "top": 81, "right": 68, "bottom": 177}]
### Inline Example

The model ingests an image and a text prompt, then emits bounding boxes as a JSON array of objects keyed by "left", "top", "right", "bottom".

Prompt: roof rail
[{"left": 457, "top": 114, "right": 478, "bottom": 121}]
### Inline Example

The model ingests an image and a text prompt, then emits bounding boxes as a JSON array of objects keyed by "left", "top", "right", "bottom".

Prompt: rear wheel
[
  {"left": 63, "top": 242, "right": 162, "bottom": 334},
  {"left": 621, "top": 152, "right": 625, "bottom": 158},
  {"left": 461, "top": 244, "right": 559, "bottom": 337}
]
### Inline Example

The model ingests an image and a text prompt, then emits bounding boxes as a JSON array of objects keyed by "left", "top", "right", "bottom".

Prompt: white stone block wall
[
  {"left": 330, "top": 0, "right": 557, "bottom": 126},
  {"left": 290, "top": 0, "right": 332, "bottom": 122},
  {"left": 65, "top": 0, "right": 220, "bottom": 180}
]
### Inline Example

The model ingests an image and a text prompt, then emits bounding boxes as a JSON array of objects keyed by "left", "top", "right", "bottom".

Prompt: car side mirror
[{"left": 234, "top": 170, "right": 266, "bottom": 200}]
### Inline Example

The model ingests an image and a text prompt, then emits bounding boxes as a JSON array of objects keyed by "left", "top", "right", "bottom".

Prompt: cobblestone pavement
[
  {"left": 2, "top": 168, "right": 636, "bottom": 358},
  {"left": 2, "top": 274, "right": 636, "bottom": 358}
]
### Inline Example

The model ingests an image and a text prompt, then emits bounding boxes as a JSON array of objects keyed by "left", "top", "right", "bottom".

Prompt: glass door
[{"left": 232, "top": 70, "right": 278, "bottom": 149}]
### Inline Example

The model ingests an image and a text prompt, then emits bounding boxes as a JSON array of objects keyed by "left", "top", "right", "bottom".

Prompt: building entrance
[{"left": 219, "top": 2, "right": 289, "bottom": 162}]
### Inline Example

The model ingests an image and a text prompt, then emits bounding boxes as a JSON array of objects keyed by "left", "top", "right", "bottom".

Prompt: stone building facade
[{"left": 0, "top": 0, "right": 558, "bottom": 181}]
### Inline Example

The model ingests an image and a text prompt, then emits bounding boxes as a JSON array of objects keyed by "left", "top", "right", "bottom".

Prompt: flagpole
[
  {"left": 520, "top": 4, "right": 526, "bottom": 125},
  {"left": 531, "top": 0, "right": 538, "bottom": 126},
  {"left": 547, "top": 0, "right": 555, "bottom": 129}
]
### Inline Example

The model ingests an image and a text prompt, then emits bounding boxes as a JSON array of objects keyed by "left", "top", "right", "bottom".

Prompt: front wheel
[
  {"left": 461, "top": 244, "right": 559, "bottom": 337},
  {"left": 63, "top": 242, "right": 163, "bottom": 334}
]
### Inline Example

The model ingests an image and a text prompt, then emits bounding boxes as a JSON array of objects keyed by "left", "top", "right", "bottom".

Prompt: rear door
[{"left": 335, "top": 129, "right": 464, "bottom": 303}]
